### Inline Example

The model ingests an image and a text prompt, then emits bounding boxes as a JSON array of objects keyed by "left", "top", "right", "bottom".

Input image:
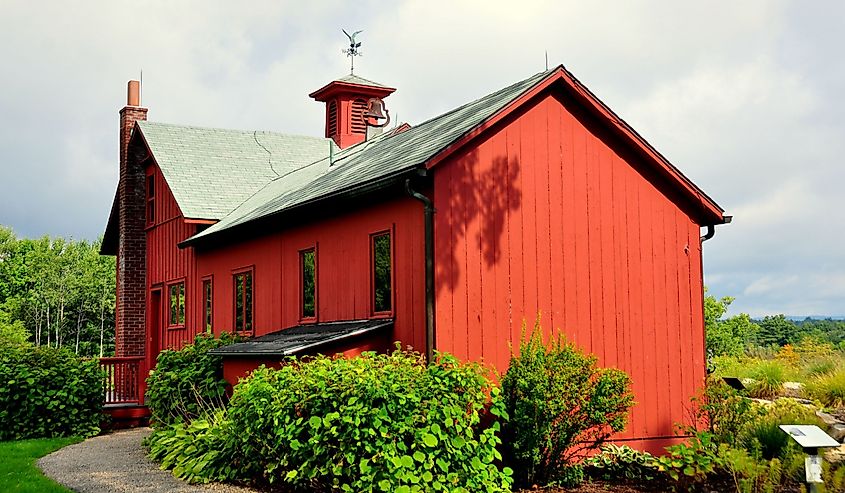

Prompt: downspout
[{"left": 405, "top": 178, "right": 436, "bottom": 364}]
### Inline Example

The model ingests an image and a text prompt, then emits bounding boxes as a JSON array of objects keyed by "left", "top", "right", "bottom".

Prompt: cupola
[{"left": 309, "top": 74, "right": 396, "bottom": 149}]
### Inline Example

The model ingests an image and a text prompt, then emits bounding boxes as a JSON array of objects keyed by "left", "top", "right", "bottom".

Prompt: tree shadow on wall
[{"left": 436, "top": 147, "right": 522, "bottom": 292}]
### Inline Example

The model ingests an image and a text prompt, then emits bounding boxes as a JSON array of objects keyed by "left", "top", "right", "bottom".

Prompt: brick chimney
[
  {"left": 115, "top": 80, "right": 148, "bottom": 357},
  {"left": 309, "top": 75, "right": 395, "bottom": 149}
]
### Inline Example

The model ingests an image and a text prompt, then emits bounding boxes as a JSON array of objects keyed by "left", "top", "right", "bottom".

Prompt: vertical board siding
[
  {"left": 146, "top": 168, "right": 425, "bottom": 363},
  {"left": 433, "top": 91, "right": 707, "bottom": 450},
  {"left": 194, "top": 196, "right": 426, "bottom": 352},
  {"left": 145, "top": 164, "right": 197, "bottom": 352}
]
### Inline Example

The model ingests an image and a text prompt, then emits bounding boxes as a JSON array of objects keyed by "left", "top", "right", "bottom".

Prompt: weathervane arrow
[{"left": 342, "top": 29, "right": 363, "bottom": 74}]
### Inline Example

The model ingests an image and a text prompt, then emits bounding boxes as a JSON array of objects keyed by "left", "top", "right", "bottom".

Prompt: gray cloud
[{"left": 0, "top": 0, "right": 841, "bottom": 316}]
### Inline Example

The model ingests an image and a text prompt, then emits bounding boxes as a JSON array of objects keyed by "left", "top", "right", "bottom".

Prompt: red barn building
[{"left": 101, "top": 66, "right": 728, "bottom": 451}]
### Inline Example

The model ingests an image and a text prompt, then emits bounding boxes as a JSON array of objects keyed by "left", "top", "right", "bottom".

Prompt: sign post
[{"left": 780, "top": 425, "right": 840, "bottom": 492}]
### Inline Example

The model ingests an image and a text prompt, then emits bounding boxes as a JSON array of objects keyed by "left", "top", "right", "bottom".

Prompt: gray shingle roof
[
  {"left": 137, "top": 121, "right": 333, "bottom": 219},
  {"left": 181, "top": 68, "right": 551, "bottom": 244},
  {"left": 334, "top": 74, "right": 389, "bottom": 87}
]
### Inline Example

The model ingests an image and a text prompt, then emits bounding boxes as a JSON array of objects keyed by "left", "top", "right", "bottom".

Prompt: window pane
[
  {"left": 178, "top": 283, "right": 185, "bottom": 325},
  {"left": 234, "top": 274, "right": 243, "bottom": 331},
  {"left": 147, "top": 175, "right": 155, "bottom": 224},
  {"left": 244, "top": 272, "right": 253, "bottom": 332},
  {"left": 302, "top": 250, "right": 315, "bottom": 318},
  {"left": 373, "top": 234, "right": 392, "bottom": 312},
  {"left": 204, "top": 280, "right": 213, "bottom": 332},
  {"left": 169, "top": 284, "right": 178, "bottom": 326}
]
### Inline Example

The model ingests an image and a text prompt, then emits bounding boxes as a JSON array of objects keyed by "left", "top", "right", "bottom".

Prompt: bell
[{"left": 364, "top": 98, "right": 387, "bottom": 120}]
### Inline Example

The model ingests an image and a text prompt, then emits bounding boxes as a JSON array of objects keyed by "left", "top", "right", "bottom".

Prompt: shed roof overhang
[{"left": 208, "top": 319, "right": 393, "bottom": 357}]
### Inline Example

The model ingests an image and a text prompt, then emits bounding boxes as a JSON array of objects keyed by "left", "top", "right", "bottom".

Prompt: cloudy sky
[{"left": 0, "top": 1, "right": 841, "bottom": 317}]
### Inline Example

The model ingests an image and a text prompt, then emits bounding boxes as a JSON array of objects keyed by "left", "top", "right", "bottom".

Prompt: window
[
  {"left": 233, "top": 270, "right": 253, "bottom": 333},
  {"left": 202, "top": 278, "right": 213, "bottom": 333},
  {"left": 146, "top": 174, "right": 156, "bottom": 225},
  {"left": 301, "top": 248, "right": 316, "bottom": 320},
  {"left": 168, "top": 281, "right": 185, "bottom": 327},
  {"left": 372, "top": 232, "right": 392, "bottom": 313}
]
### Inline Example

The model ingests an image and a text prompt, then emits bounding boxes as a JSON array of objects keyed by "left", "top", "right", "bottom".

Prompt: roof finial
[{"left": 342, "top": 29, "right": 363, "bottom": 74}]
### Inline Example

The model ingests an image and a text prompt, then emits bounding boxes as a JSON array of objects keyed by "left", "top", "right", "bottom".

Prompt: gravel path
[{"left": 38, "top": 427, "right": 256, "bottom": 493}]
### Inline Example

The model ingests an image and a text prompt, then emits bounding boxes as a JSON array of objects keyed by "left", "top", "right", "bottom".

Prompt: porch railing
[{"left": 99, "top": 356, "right": 147, "bottom": 406}]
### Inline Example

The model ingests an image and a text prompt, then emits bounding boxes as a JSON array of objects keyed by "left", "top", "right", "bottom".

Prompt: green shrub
[
  {"left": 0, "top": 309, "right": 29, "bottom": 346},
  {"left": 740, "top": 399, "right": 821, "bottom": 461},
  {"left": 0, "top": 344, "right": 103, "bottom": 440},
  {"left": 655, "top": 432, "right": 722, "bottom": 490},
  {"left": 146, "top": 332, "right": 240, "bottom": 427},
  {"left": 145, "top": 411, "right": 238, "bottom": 484},
  {"left": 721, "top": 445, "right": 784, "bottom": 493},
  {"left": 746, "top": 360, "right": 786, "bottom": 399},
  {"left": 226, "top": 349, "right": 512, "bottom": 492},
  {"left": 688, "top": 378, "right": 760, "bottom": 447},
  {"left": 711, "top": 355, "right": 749, "bottom": 379},
  {"left": 585, "top": 444, "right": 658, "bottom": 481},
  {"left": 501, "top": 320, "right": 635, "bottom": 488},
  {"left": 806, "top": 357, "right": 837, "bottom": 378},
  {"left": 807, "top": 368, "right": 845, "bottom": 408}
]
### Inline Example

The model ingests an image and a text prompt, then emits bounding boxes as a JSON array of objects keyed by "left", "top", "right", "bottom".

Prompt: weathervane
[{"left": 342, "top": 29, "right": 363, "bottom": 74}]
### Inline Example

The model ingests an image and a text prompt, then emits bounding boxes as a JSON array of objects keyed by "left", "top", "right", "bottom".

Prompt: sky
[{"left": 0, "top": 1, "right": 842, "bottom": 317}]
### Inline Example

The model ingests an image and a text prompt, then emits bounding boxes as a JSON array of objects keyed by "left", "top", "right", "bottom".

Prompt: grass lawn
[{"left": 0, "top": 436, "right": 82, "bottom": 493}]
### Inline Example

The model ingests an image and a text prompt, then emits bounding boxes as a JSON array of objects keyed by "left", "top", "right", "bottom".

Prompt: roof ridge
[{"left": 138, "top": 120, "right": 330, "bottom": 142}]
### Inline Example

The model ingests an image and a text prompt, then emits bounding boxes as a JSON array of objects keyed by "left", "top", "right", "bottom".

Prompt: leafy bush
[
  {"left": 711, "top": 355, "right": 749, "bottom": 378},
  {"left": 145, "top": 411, "right": 238, "bottom": 484},
  {"left": 585, "top": 444, "right": 658, "bottom": 481},
  {"left": 146, "top": 332, "right": 240, "bottom": 426},
  {"left": 501, "top": 321, "right": 635, "bottom": 488},
  {"left": 721, "top": 445, "right": 785, "bottom": 493},
  {"left": 0, "top": 308, "right": 29, "bottom": 346},
  {"left": 687, "top": 378, "right": 760, "bottom": 447},
  {"left": 807, "top": 368, "right": 845, "bottom": 408},
  {"left": 225, "top": 349, "right": 512, "bottom": 492},
  {"left": 655, "top": 432, "right": 722, "bottom": 490},
  {"left": 793, "top": 337, "right": 836, "bottom": 360},
  {"left": 0, "top": 344, "right": 103, "bottom": 439},
  {"left": 739, "top": 399, "right": 821, "bottom": 461}
]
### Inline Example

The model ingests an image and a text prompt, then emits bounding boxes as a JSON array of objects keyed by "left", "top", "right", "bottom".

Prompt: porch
[{"left": 98, "top": 356, "right": 150, "bottom": 426}]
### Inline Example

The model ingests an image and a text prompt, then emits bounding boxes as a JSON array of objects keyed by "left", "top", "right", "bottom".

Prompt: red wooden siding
[
  {"left": 433, "top": 90, "right": 706, "bottom": 449},
  {"left": 144, "top": 162, "right": 198, "bottom": 351},
  {"left": 195, "top": 196, "right": 426, "bottom": 351}
]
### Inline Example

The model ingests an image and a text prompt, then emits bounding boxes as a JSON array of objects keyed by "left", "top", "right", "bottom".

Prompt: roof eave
[
  {"left": 178, "top": 166, "right": 419, "bottom": 249},
  {"left": 309, "top": 81, "right": 396, "bottom": 101},
  {"left": 100, "top": 188, "right": 120, "bottom": 255},
  {"left": 423, "top": 66, "right": 726, "bottom": 225}
]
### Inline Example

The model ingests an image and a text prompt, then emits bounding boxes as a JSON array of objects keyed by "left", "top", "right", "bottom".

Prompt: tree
[
  {"left": 0, "top": 307, "right": 29, "bottom": 346},
  {"left": 704, "top": 288, "right": 759, "bottom": 357},
  {"left": 0, "top": 225, "right": 116, "bottom": 356},
  {"left": 756, "top": 314, "right": 800, "bottom": 347}
]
